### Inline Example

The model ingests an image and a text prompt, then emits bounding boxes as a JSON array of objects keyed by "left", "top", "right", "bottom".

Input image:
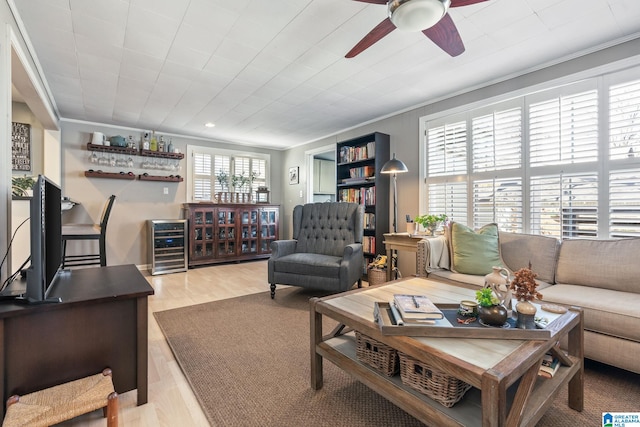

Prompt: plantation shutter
[
  {"left": 428, "top": 182, "right": 468, "bottom": 225},
  {"left": 530, "top": 173, "right": 598, "bottom": 238},
  {"left": 529, "top": 90, "right": 598, "bottom": 167},
  {"left": 473, "top": 178, "right": 523, "bottom": 232},
  {"left": 609, "top": 79, "right": 640, "bottom": 160},
  {"left": 193, "top": 153, "right": 212, "bottom": 201},
  {"left": 472, "top": 108, "right": 522, "bottom": 172},
  {"left": 214, "top": 155, "right": 231, "bottom": 193},
  {"left": 609, "top": 170, "right": 640, "bottom": 237},
  {"left": 427, "top": 121, "right": 467, "bottom": 177}
]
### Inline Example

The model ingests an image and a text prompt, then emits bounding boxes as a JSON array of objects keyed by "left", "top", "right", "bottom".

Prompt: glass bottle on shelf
[
  {"left": 150, "top": 132, "right": 158, "bottom": 151},
  {"left": 159, "top": 135, "right": 165, "bottom": 152},
  {"left": 142, "top": 132, "right": 150, "bottom": 150},
  {"left": 167, "top": 138, "right": 174, "bottom": 153}
]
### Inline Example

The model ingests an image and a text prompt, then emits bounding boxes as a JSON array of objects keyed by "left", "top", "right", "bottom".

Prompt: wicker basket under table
[
  {"left": 355, "top": 331, "right": 399, "bottom": 376},
  {"left": 367, "top": 267, "right": 387, "bottom": 287},
  {"left": 398, "top": 352, "right": 472, "bottom": 407}
]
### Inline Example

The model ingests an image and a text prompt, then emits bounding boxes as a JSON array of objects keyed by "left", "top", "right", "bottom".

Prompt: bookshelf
[{"left": 336, "top": 132, "right": 390, "bottom": 270}]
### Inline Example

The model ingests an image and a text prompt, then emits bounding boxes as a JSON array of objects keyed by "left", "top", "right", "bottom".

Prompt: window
[
  {"left": 188, "top": 146, "right": 269, "bottom": 202},
  {"left": 422, "top": 69, "right": 640, "bottom": 239}
]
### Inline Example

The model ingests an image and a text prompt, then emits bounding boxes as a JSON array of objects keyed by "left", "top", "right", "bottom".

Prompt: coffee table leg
[
  {"left": 310, "top": 298, "right": 323, "bottom": 390},
  {"left": 567, "top": 308, "right": 584, "bottom": 411}
]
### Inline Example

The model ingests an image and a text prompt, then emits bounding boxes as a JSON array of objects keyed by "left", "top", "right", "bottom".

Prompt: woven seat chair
[
  {"left": 62, "top": 195, "right": 115, "bottom": 268},
  {"left": 3, "top": 368, "right": 118, "bottom": 427}
]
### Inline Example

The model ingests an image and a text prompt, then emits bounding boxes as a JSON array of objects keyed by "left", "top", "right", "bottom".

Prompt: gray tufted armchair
[{"left": 268, "top": 202, "right": 364, "bottom": 299}]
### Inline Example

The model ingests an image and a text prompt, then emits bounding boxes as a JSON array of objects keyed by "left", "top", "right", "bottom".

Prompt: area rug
[{"left": 154, "top": 288, "right": 640, "bottom": 426}]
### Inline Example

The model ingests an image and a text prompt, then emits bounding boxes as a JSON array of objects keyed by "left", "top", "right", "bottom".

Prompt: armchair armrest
[
  {"left": 270, "top": 240, "right": 297, "bottom": 259},
  {"left": 341, "top": 243, "right": 363, "bottom": 261}
]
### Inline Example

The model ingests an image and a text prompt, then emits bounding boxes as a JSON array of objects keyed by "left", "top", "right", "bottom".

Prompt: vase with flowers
[
  {"left": 509, "top": 263, "right": 543, "bottom": 329},
  {"left": 414, "top": 213, "right": 447, "bottom": 235},
  {"left": 475, "top": 287, "right": 508, "bottom": 327}
]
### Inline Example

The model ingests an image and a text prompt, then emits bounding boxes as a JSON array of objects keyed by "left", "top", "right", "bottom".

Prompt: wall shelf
[
  {"left": 84, "top": 171, "right": 135, "bottom": 180},
  {"left": 86, "top": 142, "right": 184, "bottom": 160},
  {"left": 138, "top": 174, "right": 183, "bottom": 182}
]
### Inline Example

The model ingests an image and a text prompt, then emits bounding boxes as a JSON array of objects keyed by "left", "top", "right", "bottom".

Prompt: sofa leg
[
  {"left": 270, "top": 283, "right": 276, "bottom": 299},
  {"left": 357, "top": 278, "right": 362, "bottom": 288}
]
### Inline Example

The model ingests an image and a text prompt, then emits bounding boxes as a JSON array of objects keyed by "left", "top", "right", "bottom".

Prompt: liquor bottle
[
  {"left": 167, "top": 138, "right": 174, "bottom": 153},
  {"left": 142, "top": 132, "right": 150, "bottom": 150},
  {"left": 150, "top": 132, "right": 158, "bottom": 151},
  {"left": 159, "top": 135, "right": 165, "bottom": 152}
]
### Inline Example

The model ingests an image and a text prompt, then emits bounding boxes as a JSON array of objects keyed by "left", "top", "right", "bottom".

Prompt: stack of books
[
  {"left": 539, "top": 354, "right": 560, "bottom": 378},
  {"left": 389, "top": 294, "right": 444, "bottom": 326}
]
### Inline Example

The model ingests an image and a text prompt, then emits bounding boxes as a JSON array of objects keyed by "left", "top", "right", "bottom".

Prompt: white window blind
[
  {"left": 472, "top": 108, "right": 522, "bottom": 172},
  {"left": 428, "top": 182, "right": 468, "bottom": 225},
  {"left": 610, "top": 79, "right": 640, "bottom": 160},
  {"left": 609, "top": 170, "right": 640, "bottom": 237},
  {"left": 193, "top": 153, "right": 212, "bottom": 201},
  {"left": 188, "top": 146, "right": 270, "bottom": 203},
  {"left": 427, "top": 121, "right": 467, "bottom": 176},
  {"left": 530, "top": 173, "right": 598, "bottom": 238},
  {"left": 473, "top": 178, "right": 523, "bottom": 232},
  {"left": 529, "top": 90, "right": 598, "bottom": 167}
]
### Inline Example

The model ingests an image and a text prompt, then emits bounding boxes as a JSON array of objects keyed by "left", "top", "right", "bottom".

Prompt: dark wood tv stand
[{"left": 0, "top": 264, "right": 154, "bottom": 419}]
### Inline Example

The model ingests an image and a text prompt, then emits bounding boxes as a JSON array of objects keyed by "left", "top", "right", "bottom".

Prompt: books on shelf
[
  {"left": 539, "top": 354, "right": 560, "bottom": 378},
  {"left": 364, "top": 213, "right": 375, "bottom": 230},
  {"left": 338, "top": 186, "right": 376, "bottom": 205},
  {"left": 339, "top": 141, "right": 375, "bottom": 163},
  {"left": 393, "top": 294, "right": 444, "bottom": 321},
  {"left": 363, "top": 236, "right": 376, "bottom": 254}
]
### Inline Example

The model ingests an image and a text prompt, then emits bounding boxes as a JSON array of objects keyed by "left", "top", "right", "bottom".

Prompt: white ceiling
[{"left": 12, "top": 0, "right": 640, "bottom": 150}]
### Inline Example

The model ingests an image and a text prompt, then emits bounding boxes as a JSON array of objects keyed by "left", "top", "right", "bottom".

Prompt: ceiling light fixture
[
  {"left": 388, "top": 0, "right": 451, "bottom": 32},
  {"left": 205, "top": 122, "right": 215, "bottom": 128}
]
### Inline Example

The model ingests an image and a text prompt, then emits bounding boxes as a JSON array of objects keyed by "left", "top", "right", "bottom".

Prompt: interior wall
[
  {"left": 286, "top": 38, "right": 640, "bottom": 277},
  {"left": 11, "top": 101, "right": 43, "bottom": 177},
  {"left": 60, "top": 121, "right": 284, "bottom": 268}
]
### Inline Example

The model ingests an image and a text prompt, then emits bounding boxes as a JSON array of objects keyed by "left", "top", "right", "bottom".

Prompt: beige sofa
[{"left": 417, "top": 231, "right": 640, "bottom": 374}]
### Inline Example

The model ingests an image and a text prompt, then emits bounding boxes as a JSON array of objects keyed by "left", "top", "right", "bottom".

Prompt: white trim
[{"left": 304, "top": 143, "right": 335, "bottom": 203}]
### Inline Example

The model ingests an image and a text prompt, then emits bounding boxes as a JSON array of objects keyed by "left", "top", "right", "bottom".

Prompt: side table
[{"left": 382, "top": 233, "right": 433, "bottom": 281}]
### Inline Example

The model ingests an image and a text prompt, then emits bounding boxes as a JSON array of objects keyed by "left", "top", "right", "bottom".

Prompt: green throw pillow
[{"left": 447, "top": 222, "right": 502, "bottom": 275}]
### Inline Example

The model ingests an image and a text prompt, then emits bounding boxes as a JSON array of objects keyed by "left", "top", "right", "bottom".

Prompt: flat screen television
[{"left": 25, "top": 174, "right": 63, "bottom": 303}]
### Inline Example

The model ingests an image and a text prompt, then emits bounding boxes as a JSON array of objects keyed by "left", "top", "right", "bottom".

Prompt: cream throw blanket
[{"left": 426, "top": 235, "right": 449, "bottom": 272}]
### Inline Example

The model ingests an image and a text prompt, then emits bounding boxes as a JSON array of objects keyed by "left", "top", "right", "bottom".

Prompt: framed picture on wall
[
  {"left": 289, "top": 166, "right": 299, "bottom": 185},
  {"left": 12, "top": 122, "right": 31, "bottom": 171}
]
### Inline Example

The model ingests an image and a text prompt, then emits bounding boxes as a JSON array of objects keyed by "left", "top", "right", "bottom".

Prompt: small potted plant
[
  {"left": 414, "top": 213, "right": 447, "bottom": 235},
  {"left": 509, "top": 264, "right": 542, "bottom": 329},
  {"left": 216, "top": 171, "right": 229, "bottom": 192},
  {"left": 12, "top": 175, "right": 36, "bottom": 198},
  {"left": 475, "top": 287, "right": 508, "bottom": 326}
]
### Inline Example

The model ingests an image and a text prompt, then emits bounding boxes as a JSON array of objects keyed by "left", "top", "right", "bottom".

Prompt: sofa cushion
[
  {"left": 429, "top": 269, "right": 553, "bottom": 290},
  {"left": 542, "top": 284, "right": 640, "bottom": 342},
  {"left": 499, "top": 232, "right": 559, "bottom": 283},
  {"left": 555, "top": 238, "right": 640, "bottom": 293},
  {"left": 447, "top": 222, "right": 503, "bottom": 275},
  {"left": 272, "top": 253, "right": 341, "bottom": 278}
]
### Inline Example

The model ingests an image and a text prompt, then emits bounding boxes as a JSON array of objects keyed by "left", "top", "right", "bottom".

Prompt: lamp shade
[
  {"left": 381, "top": 153, "right": 408, "bottom": 174},
  {"left": 388, "top": 0, "right": 450, "bottom": 32}
]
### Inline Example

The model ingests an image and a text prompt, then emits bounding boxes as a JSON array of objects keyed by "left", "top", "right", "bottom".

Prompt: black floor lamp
[{"left": 381, "top": 153, "right": 408, "bottom": 233}]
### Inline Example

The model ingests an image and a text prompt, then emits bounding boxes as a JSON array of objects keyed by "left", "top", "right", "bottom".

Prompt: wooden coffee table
[{"left": 310, "top": 277, "right": 584, "bottom": 427}]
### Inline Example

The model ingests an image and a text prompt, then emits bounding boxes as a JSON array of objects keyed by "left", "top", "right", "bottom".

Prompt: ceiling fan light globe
[{"left": 388, "top": 0, "right": 450, "bottom": 32}]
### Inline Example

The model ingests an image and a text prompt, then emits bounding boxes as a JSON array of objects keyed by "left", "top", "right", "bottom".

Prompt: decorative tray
[{"left": 374, "top": 302, "right": 560, "bottom": 340}]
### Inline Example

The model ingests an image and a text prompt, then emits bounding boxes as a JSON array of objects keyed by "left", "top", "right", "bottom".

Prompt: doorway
[{"left": 305, "top": 144, "right": 336, "bottom": 203}]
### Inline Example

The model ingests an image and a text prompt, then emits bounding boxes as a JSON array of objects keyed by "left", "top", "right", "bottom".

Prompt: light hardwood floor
[{"left": 59, "top": 260, "right": 279, "bottom": 427}]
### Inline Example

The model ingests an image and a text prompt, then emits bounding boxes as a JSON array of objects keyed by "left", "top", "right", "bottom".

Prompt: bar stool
[
  {"left": 62, "top": 195, "right": 115, "bottom": 268},
  {"left": 2, "top": 368, "right": 118, "bottom": 427}
]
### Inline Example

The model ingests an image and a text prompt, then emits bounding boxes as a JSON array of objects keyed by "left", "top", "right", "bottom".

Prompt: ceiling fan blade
[
  {"left": 352, "top": 0, "right": 387, "bottom": 4},
  {"left": 450, "top": 0, "right": 490, "bottom": 7},
  {"left": 346, "top": 18, "right": 396, "bottom": 58},
  {"left": 422, "top": 13, "right": 465, "bottom": 57}
]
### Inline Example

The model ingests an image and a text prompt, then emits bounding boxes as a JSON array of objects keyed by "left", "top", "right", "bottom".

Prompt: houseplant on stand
[
  {"left": 475, "top": 287, "right": 508, "bottom": 327},
  {"left": 414, "top": 213, "right": 447, "bottom": 235},
  {"left": 509, "top": 265, "right": 543, "bottom": 329}
]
